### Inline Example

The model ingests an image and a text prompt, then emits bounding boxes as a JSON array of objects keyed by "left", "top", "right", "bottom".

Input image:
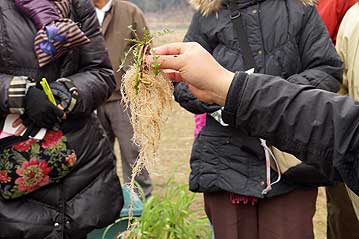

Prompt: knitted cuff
[
  {"left": 8, "top": 76, "right": 35, "bottom": 114},
  {"left": 222, "top": 72, "right": 248, "bottom": 126}
]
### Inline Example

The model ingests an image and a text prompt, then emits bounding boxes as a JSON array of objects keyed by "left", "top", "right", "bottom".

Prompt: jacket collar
[
  {"left": 188, "top": 0, "right": 318, "bottom": 15},
  {"left": 101, "top": 1, "right": 114, "bottom": 35},
  {"left": 227, "top": 0, "right": 266, "bottom": 10}
]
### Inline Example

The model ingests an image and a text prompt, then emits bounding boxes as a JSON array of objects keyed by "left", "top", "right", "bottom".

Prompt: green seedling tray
[{"left": 87, "top": 186, "right": 143, "bottom": 239}]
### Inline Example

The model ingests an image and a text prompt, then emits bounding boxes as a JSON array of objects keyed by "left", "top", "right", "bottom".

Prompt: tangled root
[{"left": 121, "top": 65, "right": 174, "bottom": 224}]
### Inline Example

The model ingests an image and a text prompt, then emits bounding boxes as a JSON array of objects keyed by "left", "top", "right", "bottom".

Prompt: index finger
[
  {"left": 13, "top": 117, "right": 23, "bottom": 128},
  {"left": 147, "top": 55, "right": 184, "bottom": 71},
  {"left": 152, "top": 42, "right": 190, "bottom": 56}
]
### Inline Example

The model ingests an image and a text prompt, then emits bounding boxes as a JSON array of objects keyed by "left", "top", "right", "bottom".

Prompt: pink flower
[
  {"left": 0, "top": 170, "right": 11, "bottom": 183},
  {"left": 42, "top": 130, "right": 63, "bottom": 149},
  {"left": 13, "top": 139, "right": 37, "bottom": 152},
  {"left": 65, "top": 153, "right": 77, "bottom": 167},
  {"left": 15, "top": 158, "right": 51, "bottom": 192}
]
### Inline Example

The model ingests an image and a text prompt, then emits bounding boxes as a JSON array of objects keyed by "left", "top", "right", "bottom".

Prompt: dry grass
[{"left": 115, "top": 10, "right": 328, "bottom": 239}]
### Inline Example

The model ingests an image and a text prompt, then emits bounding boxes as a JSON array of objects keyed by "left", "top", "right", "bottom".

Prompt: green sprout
[
  {"left": 151, "top": 49, "right": 161, "bottom": 77},
  {"left": 119, "top": 27, "right": 173, "bottom": 94}
]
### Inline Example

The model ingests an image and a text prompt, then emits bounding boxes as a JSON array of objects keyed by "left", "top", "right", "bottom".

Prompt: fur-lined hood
[{"left": 189, "top": 0, "right": 318, "bottom": 15}]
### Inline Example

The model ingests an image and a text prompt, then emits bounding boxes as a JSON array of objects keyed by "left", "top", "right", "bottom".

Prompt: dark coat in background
[
  {"left": 0, "top": 0, "right": 123, "bottom": 238},
  {"left": 175, "top": 0, "right": 343, "bottom": 198}
]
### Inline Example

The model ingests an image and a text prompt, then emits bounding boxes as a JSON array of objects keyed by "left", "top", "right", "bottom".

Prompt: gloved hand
[
  {"left": 50, "top": 81, "right": 72, "bottom": 112},
  {"left": 16, "top": 1, "right": 90, "bottom": 68},
  {"left": 13, "top": 115, "right": 41, "bottom": 137},
  {"left": 15, "top": 0, "right": 59, "bottom": 30},
  {"left": 50, "top": 79, "right": 78, "bottom": 113},
  {"left": 25, "top": 87, "right": 64, "bottom": 129},
  {"left": 21, "top": 115, "right": 42, "bottom": 137}
]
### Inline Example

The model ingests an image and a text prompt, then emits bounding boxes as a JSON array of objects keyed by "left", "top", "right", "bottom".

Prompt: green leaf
[
  {"left": 30, "top": 143, "right": 40, "bottom": 155},
  {"left": 125, "top": 179, "right": 211, "bottom": 239},
  {"left": 13, "top": 151, "right": 27, "bottom": 164}
]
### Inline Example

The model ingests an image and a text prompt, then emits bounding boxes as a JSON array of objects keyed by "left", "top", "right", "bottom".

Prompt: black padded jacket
[
  {"left": 175, "top": 0, "right": 343, "bottom": 198},
  {"left": 223, "top": 72, "right": 359, "bottom": 196},
  {"left": 0, "top": 1, "right": 123, "bottom": 238}
]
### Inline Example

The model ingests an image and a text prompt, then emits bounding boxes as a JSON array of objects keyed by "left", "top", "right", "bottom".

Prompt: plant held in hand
[{"left": 120, "top": 28, "right": 174, "bottom": 222}]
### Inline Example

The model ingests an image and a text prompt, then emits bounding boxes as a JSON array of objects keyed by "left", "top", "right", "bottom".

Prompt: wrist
[
  {"left": 211, "top": 69, "right": 235, "bottom": 106},
  {"left": 55, "top": 78, "right": 79, "bottom": 113}
]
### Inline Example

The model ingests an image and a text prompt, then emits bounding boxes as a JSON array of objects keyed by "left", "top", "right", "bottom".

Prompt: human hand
[
  {"left": 149, "top": 42, "right": 235, "bottom": 106},
  {"left": 13, "top": 117, "right": 27, "bottom": 136},
  {"left": 50, "top": 80, "right": 77, "bottom": 114},
  {"left": 12, "top": 117, "right": 41, "bottom": 137},
  {"left": 25, "top": 87, "right": 65, "bottom": 130}
]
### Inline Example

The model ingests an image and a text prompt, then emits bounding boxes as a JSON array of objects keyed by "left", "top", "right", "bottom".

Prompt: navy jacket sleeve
[
  {"left": 223, "top": 72, "right": 359, "bottom": 195},
  {"left": 287, "top": 6, "right": 343, "bottom": 92}
]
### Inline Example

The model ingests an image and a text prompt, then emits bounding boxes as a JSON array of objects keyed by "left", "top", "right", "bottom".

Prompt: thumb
[
  {"left": 188, "top": 84, "right": 215, "bottom": 104},
  {"left": 52, "top": 105, "right": 65, "bottom": 118}
]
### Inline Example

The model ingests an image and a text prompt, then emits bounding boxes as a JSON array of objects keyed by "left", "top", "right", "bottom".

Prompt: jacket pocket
[{"left": 196, "top": 132, "right": 250, "bottom": 193}]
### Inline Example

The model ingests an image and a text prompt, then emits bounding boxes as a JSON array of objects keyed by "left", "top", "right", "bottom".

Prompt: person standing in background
[
  {"left": 335, "top": 0, "right": 359, "bottom": 222},
  {"left": 317, "top": 1, "right": 359, "bottom": 238},
  {"left": 174, "top": 0, "right": 342, "bottom": 238},
  {"left": 317, "top": 0, "right": 357, "bottom": 44},
  {"left": 0, "top": 0, "right": 124, "bottom": 238},
  {"left": 93, "top": 0, "right": 153, "bottom": 198}
]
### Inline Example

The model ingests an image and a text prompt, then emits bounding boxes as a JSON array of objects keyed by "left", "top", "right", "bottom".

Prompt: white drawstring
[{"left": 260, "top": 139, "right": 282, "bottom": 195}]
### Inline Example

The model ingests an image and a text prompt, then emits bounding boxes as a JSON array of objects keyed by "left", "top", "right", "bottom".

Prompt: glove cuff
[{"left": 8, "top": 76, "right": 36, "bottom": 115}]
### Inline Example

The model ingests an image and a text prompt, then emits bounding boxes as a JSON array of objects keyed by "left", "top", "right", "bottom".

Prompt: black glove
[
  {"left": 50, "top": 81, "right": 72, "bottom": 111},
  {"left": 25, "top": 87, "right": 64, "bottom": 129},
  {"left": 50, "top": 79, "right": 78, "bottom": 113},
  {"left": 20, "top": 114, "right": 42, "bottom": 137}
]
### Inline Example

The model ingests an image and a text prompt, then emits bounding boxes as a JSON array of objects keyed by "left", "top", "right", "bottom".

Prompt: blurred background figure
[
  {"left": 334, "top": 0, "right": 359, "bottom": 235},
  {"left": 93, "top": 0, "right": 153, "bottom": 199},
  {"left": 317, "top": 1, "right": 359, "bottom": 238},
  {"left": 317, "top": 0, "right": 357, "bottom": 44}
]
